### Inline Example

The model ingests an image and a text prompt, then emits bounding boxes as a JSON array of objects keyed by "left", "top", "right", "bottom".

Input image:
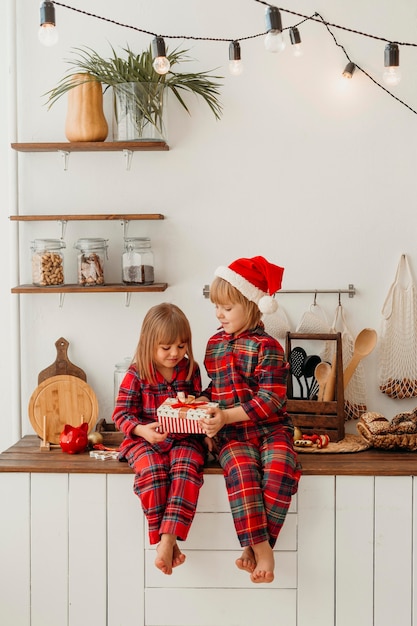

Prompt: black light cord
[{"left": 48, "top": 1, "right": 417, "bottom": 116}]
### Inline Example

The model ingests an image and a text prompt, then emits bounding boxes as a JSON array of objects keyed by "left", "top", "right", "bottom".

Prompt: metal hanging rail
[
  {"left": 278, "top": 284, "right": 356, "bottom": 298},
  {"left": 203, "top": 284, "right": 356, "bottom": 299}
]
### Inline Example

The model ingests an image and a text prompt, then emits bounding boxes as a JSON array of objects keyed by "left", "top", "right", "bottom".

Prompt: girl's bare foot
[
  {"left": 172, "top": 542, "right": 186, "bottom": 568},
  {"left": 155, "top": 534, "right": 185, "bottom": 575},
  {"left": 250, "top": 541, "right": 275, "bottom": 584},
  {"left": 236, "top": 546, "right": 256, "bottom": 573}
]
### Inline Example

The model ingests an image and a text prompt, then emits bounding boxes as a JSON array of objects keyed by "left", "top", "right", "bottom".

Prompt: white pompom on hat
[{"left": 214, "top": 255, "right": 284, "bottom": 314}]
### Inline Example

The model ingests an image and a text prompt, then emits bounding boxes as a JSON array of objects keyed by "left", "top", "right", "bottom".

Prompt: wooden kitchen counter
[{"left": 1, "top": 435, "right": 417, "bottom": 475}]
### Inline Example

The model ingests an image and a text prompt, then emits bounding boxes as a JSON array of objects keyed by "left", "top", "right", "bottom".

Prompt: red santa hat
[{"left": 214, "top": 255, "right": 284, "bottom": 314}]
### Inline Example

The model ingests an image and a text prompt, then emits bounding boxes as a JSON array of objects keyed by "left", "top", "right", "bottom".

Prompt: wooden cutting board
[
  {"left": 28, "top": 374, "right": 98, "bottom": 444},
  {"left": 38, "top": 337, "right": 87, "bottom": 384}
]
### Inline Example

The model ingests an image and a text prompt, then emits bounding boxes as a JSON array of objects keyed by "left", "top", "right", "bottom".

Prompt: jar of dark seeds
[
  {"left": 74, "top": 238, "right": 108, "bottom": 286},
  {"left": 122, "top": 237, "right": 154, "bottom": 285},
  {"left": 31, "top": 238, "right": 66, "bottom": 286}
]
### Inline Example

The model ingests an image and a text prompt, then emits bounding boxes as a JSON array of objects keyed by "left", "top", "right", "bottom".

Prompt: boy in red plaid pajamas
[
  {"left": 112, "top": 303, "right": 206, "bottom": 575},
  {"left": 198, "top": 256, "right": 301, "bottom": 584}
]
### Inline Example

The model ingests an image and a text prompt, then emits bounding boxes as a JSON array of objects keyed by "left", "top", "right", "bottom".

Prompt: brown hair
[
  {"left": 209, "top": 276, "right": 262, "bottom": 332},
  {"left": 134, "top": 303, "right": 196, "bottom": 384}
]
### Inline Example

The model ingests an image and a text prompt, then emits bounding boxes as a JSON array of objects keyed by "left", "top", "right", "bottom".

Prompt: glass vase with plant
[{"left": 45, "top": 44, "right": 223, "bottom": 142}]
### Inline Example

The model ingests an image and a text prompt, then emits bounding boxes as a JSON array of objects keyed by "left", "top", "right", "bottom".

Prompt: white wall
[{"left": 1, "top": 0, "right": 417, "bottom": 452}]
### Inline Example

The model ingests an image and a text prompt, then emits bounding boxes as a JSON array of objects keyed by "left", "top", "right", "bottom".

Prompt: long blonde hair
[
  {"left": 209, "top": 276, "right": 262, "bottom": 332},
  {"left": 134, "top": 303, "right": 196, "bottom": 384}
]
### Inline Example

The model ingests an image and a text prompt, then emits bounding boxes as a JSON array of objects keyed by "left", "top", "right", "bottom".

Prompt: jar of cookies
[
  {"left": 122, "top": 237, "right": 154, "bottom": 285},
  {"left": 74, "top": 238, "right": 108, "bottom": 286},
  {"left": 31, "top": 238, "right": 66, "bottom": 286}
]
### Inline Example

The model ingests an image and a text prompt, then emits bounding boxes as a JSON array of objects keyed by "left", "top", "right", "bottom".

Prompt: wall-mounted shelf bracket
[
  {"left": 59, "top": 220, "right": 68, "bottom": 239},
  {"left": 58, "top": 150, "right": 70, "bottom": 171},
  {"left": 121, "top": 219, "right": 130, "bottom": 238},
  {"left": 123, "top": 149, "right": 134, "bottom": 171}
]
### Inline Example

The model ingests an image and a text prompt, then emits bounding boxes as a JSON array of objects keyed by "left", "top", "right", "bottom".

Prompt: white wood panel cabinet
[{"left": 0, "top": 472, "right": 416, "bottom": 626}]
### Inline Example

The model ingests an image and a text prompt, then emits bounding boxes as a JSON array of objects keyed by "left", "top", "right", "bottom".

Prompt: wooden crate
[{"left": 285, "top": 332, "right": 345, "bottom": 442}]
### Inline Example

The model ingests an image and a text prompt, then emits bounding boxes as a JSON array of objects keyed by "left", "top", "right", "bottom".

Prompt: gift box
[{"left": 157, "top": 397, "right": 218, "bottom": 434}]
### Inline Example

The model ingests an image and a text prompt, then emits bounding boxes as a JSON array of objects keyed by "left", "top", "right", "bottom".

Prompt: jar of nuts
[
  {"left": 74, "top": 238, "right": 108, "bottom": 286},
  {"left": 31, "top": 239, "right": 66, "bottom": 286}
]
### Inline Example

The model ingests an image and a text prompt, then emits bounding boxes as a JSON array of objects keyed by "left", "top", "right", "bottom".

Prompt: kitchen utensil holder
[{"left": 286, "top": 332, "right": 345, "bottom": 442}]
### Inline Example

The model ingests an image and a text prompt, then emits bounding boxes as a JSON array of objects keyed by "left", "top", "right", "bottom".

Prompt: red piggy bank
[{"left": 60, "top": 422, "right": 89, "bottom": 454}]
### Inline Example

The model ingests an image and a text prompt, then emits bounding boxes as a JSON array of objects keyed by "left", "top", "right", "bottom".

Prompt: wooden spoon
[
  {"left": 323, "top": 353, "right": 337, "bottom": 402},
  {"left": 343, "top": 328, "right": 377, "bottom": 390},
  {"left": 314, "top": 362, "right": 332, "bottom": 401}
]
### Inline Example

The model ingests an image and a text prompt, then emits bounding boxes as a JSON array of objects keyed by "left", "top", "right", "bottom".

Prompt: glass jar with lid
[
  {"left": 122, "top": 237, "right": 154, "bottom": 285},
  {"left": 114, "top": 356, "right": 132, "bottom": 404},
  {"left": 31, "top": 238, "right": 66, "bottom": 286},
  {"left": 74, "top": 238, "right": 108, "bottom": 286}
]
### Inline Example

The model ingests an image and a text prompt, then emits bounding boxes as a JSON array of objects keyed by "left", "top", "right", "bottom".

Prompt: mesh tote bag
[
  {"left": 322, "top": 304, "right": 368, "bottom": 420},
  {"left": 378, "top": 254, "right": 417, "bottom": 399},
  {"left": 296, "top": 301, "right": 331, "bottom": 334},
  {"left": 262, "top": 302, "right": 291, "bottom": 343}
]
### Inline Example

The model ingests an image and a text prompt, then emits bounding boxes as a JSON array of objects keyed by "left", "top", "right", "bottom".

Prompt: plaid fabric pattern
[
  {"left": 219, "top": 431, "right": 300, "bottom": 547},
  {"left": 125, "top": 437, "right": 205, "bottom": 544},
  {"left": 113, "top": 358, "right": 203, "bottom": 458},
  {"left": 203, "top": 324, "right": 293, "bottom": 439},
  {"left": 112, "top": 358, "right": 205, "bottom": 543},
  {"left": 203, "top": 323, "right": 301, "bottom": 548}
]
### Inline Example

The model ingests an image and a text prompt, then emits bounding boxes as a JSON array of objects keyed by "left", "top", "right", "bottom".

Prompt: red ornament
[{"left": 60, "top": 422, "right": 89, "bottom": 454}]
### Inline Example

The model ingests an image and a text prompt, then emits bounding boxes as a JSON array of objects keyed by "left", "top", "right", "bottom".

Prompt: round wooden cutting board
[{"left": 28, "top": 374, "right": 99, "bottom": 444}]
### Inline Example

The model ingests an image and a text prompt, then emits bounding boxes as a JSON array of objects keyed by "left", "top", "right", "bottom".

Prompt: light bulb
[
  {"left": 152, "top": 56, "right": 170, "bottom": 75},
  {"left": 229, "top": 60, "right": 243, "bottom": 76},
  {"left": 292, "top": 43, "right": 303, "bottom": 57},
  {"left": 264, "top": 31, "right": 286, "bottom": 53},
  {"left": 228, "top": 41, "right": 242, "bottom": 76},
  {"left": 383, "top": 67, "right": 401, "bottom": 87},
  {"left": 342, "top": 62, "right": 355, "bottom": 79},
  {"left": 38, "top": 23, "right": 59, "bottom": 46},
  {"left": 289, "top": 27, "right": 302, "bottom": 57}
]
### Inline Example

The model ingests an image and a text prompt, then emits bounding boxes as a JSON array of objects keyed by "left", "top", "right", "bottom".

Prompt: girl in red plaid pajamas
[
  {"left": 112, "top": 303, "right": 206, "bottom": 575},
  {"left": 198, "top": 256, "right": 301, "bottom": 584}
]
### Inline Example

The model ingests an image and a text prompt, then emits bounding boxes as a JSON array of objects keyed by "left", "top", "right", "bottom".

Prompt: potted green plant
[{"left": 45, "top": 44, "right": 223, "bottom": 142}]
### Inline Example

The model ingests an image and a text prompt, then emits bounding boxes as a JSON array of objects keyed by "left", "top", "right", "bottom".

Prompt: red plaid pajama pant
[
  {"left": 218, "top": 430, "right": 300, "bottom": 548},
  {"left": 125, "top": 438, "right": 205, "bottom": 544}
]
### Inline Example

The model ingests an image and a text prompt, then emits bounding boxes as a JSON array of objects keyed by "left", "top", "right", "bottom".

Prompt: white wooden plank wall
[
  {"left": 1, "top": 472, "right": 417, "bottom": 626},
  {"left": 297, "top": 475, "right": 335, "bottom": 626},
  {"left": 107, "top": 474, "right": 145, "bottom": 626},
  {"left": 374, "top": 476, "right": 413, "bottom": 626},
  {"left": 145, "top": 474, "right": 298, "bottom": 626},
  {"left": 335, "top": 476, "right": 374, "bottom": 626},
  {"left": 0, "top": 473, "right": 31, "bottom": 626}
]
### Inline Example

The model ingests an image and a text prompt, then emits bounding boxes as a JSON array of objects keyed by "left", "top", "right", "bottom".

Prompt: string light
[
  {"left": 383, "top": 43, "right": 401, "bottom": 87},
  {"left": 229, "top": 41, "right": 243, "bottom": 76},
  {"left": 264, "top": 6, "right": 285, "bottom": 53},
  {"left": 151, "top": 36, "right": 171, "bottom": 75},
  {"left": 38, "top": 0, "right": 59, "bottom": 47},
  {"left": 42, "top": 2, "right": 417, "bottom": 116},
  {"left": 289, "top": 27, "right": 303, "bottom": 57},
  {"left": 342, "top": 62, "right": 356, "bottom": 79}
]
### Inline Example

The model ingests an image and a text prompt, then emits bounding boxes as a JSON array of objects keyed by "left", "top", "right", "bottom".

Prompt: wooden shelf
[
  {"left": 11, "top": 283, "right": 168, "bottom": 294},
  {"left": 11, "top": 141, "right": 169, "bottom": 152},
  {"left": 10, "top": 213, "right": 164, "bottom": 221}
]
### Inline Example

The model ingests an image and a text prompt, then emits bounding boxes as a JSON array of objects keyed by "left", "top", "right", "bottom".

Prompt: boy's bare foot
[
  {"left": 155, "top": 534, "right": 185, "bottom": 575},
  {"left": 236, "top": 546, "right": 256, "bottom": 573},
  {"left": 250, "top": 541, "right": 275, "bottom": 584}
]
